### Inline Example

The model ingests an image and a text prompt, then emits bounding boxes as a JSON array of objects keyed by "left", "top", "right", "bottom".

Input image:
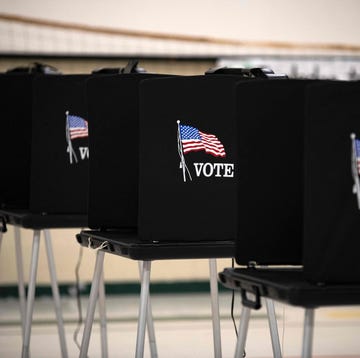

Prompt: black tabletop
[
  {"left": 219, "top": 267, "right": 360, "bottom": 309},
  {"left": 77, "top": 230, "right": 235, "bottom": 261},
  {"left": 0, "top": 209, "right": 87, "bottom": 229}
]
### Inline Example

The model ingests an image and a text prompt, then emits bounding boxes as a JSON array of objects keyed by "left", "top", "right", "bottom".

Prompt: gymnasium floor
[{"left": 0, "top": 292, "right": 359, "bottom": 357}]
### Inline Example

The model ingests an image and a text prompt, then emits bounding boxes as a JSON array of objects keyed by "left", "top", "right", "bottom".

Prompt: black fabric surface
[
  {"left": 139, "top": 75, "right": 241, "bottom": 242},
  {"left": 0, "top": 73, "right": 34, "bottom": 209},
  {"left": 235, "top": 80, "right": 311, "bottom": 265},
  {"left": 30, "top": 75, "right": 90, "bottom": 214},
  {"left": 304, "top": 80, "right": 360, "bottom": 283},
  {"left": 86, "top": 73, "right": 171, "bottom": 229}
]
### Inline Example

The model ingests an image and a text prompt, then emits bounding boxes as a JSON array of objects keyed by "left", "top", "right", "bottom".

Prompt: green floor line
[
  {"left": 0, "top": 314, "right": 270, "bottom": 327},
  {"left": 0, "top": 280, "right": 231, "bottom": 298}
]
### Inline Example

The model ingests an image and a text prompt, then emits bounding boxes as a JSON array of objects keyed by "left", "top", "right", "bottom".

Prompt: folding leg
[
  {"left": 208, "top": 258, "right": 222, "bottom": 358},
  {"left": 43, "top": 229, "right": 68, "bottom": 358},
  {"left": 146, "top": 295, "right": 158, "bottom": 358},
  {"left": 22, "top": 229, "right": 41, "bottom": 358},
  {"left": 80, "top": 249, "right": 106, "bottom": 358},
  {"left": 0, "top": 226, "right": 26, "bottom": 340},
  {"left": 302, "top": 308, "right": 315, "bottom": 358},
  {"left": 234, "top": 305, "right": 251, "bottom": 358},
  {"left": 98, "top": 269, "right": 108, "bottom": 358},
  {"left": 138, "top": 262, "right": 158, "bottom": 358},
  {"left": 14, "top": 226, "right": 26, "bottom": 340},
  {"left": 135, "top": 260, "right": 152, "bottom": 358},
  {"left": 264, "top": 298, "right": 282, "bottom": 358}
]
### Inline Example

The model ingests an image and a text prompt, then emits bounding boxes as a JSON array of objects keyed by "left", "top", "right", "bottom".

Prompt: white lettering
[
  {"left": 213, "top": 163, "right": 224, "bottom": 177},
  {"left": 79, "top": 147, "right": 89, "bottom": 160},
  {"left": 192, "top": 162, "right": 234, "bottom": 178},
  {"left": 223, "top": 163, "right": 234, "bottom": 177},
  {"left": 193, "top": 163, "right": 204, "bottom": 177},
  {"left": 203, "top": 163, "right": 213, "bottom": 177}
]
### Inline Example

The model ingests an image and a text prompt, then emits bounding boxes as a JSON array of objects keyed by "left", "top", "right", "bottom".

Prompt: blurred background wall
[{"left": 0, "top": 0, "right": 360, "bottom": 294}]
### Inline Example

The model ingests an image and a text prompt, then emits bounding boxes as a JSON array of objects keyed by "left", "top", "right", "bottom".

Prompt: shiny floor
[{"left": 0, "top": 292, "right": 359, "bottom": 357}]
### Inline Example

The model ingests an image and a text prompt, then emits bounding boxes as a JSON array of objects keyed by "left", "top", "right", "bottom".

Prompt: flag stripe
[{"left": 69, "top": 130, "right": 88, "bottom": 139}]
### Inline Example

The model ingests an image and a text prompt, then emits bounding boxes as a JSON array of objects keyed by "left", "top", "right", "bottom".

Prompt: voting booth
[
  {"left": 218, "top": 80, "right": 360, "bottom": 358},
  {"left": 0, "top": 72, "right": 90, "bottom": 216},
  {"left": 0, "top": 69, "right": 92, "bottom": 358}
]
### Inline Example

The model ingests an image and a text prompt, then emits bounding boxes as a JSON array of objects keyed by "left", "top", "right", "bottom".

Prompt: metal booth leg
[
  {"left": 0, "top": 223, "right": 26, "bottom": 341},
  {"left": 264, "top": 298, "right": 282, "bottom": 358},
  {"left": 234, "top": 304, "right": 251, "bottom": 358},
  {"left": 146, "top": 293, "right": 158, "bottom": 358},
  {"left": 43, "top": 229, "right": 68, "bottom": 358},
  {"left": 138, "top": 262, "right": 158, "bottom": 358},
  {"left": 21, "top": 229, "right": 41, "bottom": 358},
  {"left": 208, "top": 258, "right": 222, "bottom": 358},
  {"left": 98, "top": 268, "right": 108, "bottom": 358},
  {"left": 14, "top": 226, "right": 26, "bottom": 340},
  {"left": 302, "top": 308, "right": 315, "bottom": 358},
  {"left": 80, "top": 249, "right": 106, "bottom": 358},
  {"left": 135, "top": 260, "right": 152, "bottom": 358}
]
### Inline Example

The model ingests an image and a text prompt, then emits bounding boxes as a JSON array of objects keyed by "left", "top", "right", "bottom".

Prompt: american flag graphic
[
  {"left": 355, "top": 139, "right": 360, "bottom": 175},
  {"left": 179, "top": 124, "right": 226, "bottom": 157},
  {"left": 67, "top": 114, "right": 88, "bottom": 140}
]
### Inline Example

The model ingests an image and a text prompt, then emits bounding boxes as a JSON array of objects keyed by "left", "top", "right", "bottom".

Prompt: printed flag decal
[
  {"left": 350, "top": 133, "right": 360, "bottom": 209},
  {"left": 177, "top": 121, "right": 226, "bottom": 182},
  {"left": 179, "top": 124, "right": 226, "bottom": 157},
  {"left": 65, "top": 111, "right": 88, "bottom": 164},
  {"left": 67, "top": 114, "right": 88, "bottom": 140}
]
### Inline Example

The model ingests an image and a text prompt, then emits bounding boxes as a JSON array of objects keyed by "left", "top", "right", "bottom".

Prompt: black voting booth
[
  {"left": 0, "top": 73, "right": 91, "bottom": 224},
  {"left": 77, "top": 72, "right": 253, "bottom": 241},
  {"left": 76, "top": 73, "right": 254, "bottom": 358},
  {"left": 0, "top": 70, "right": 92, "bottom": 358},
  {"left": 218, "top": 80, "right": 360, "bottom": 358},
  {"left": 219, "top": 79, "right": 310, "bottom": 358}
]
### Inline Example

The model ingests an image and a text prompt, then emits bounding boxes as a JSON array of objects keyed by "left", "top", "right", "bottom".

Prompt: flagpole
[
  {"left": 350, "top": 133, "right": 360, "bottom": 209},
  {"left": 65, "top": 111, "right": 73, "bottom": 164},
  {"left": 65, "top": 111, "right": 78, "bottom": 164},
  {"left": 177, "top": 121, "right": 193, "bottom": 182}
]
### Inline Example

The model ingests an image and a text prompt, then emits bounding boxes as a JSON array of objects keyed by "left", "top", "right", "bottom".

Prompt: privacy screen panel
[
  {"left": 139, "top": 75, "right": 240, "bottom": 242},
  {"left": 235, "top": 80, "right": 310, "bottom": 265},
  {"left": 86, "top": 73, "right": 169, "bottom": 229},
  {"left": 30, "top": 75, "right": 90, "bottom": 214},
  {"left": 304, "top": 80, "right": 360, "bottom": 283}
]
